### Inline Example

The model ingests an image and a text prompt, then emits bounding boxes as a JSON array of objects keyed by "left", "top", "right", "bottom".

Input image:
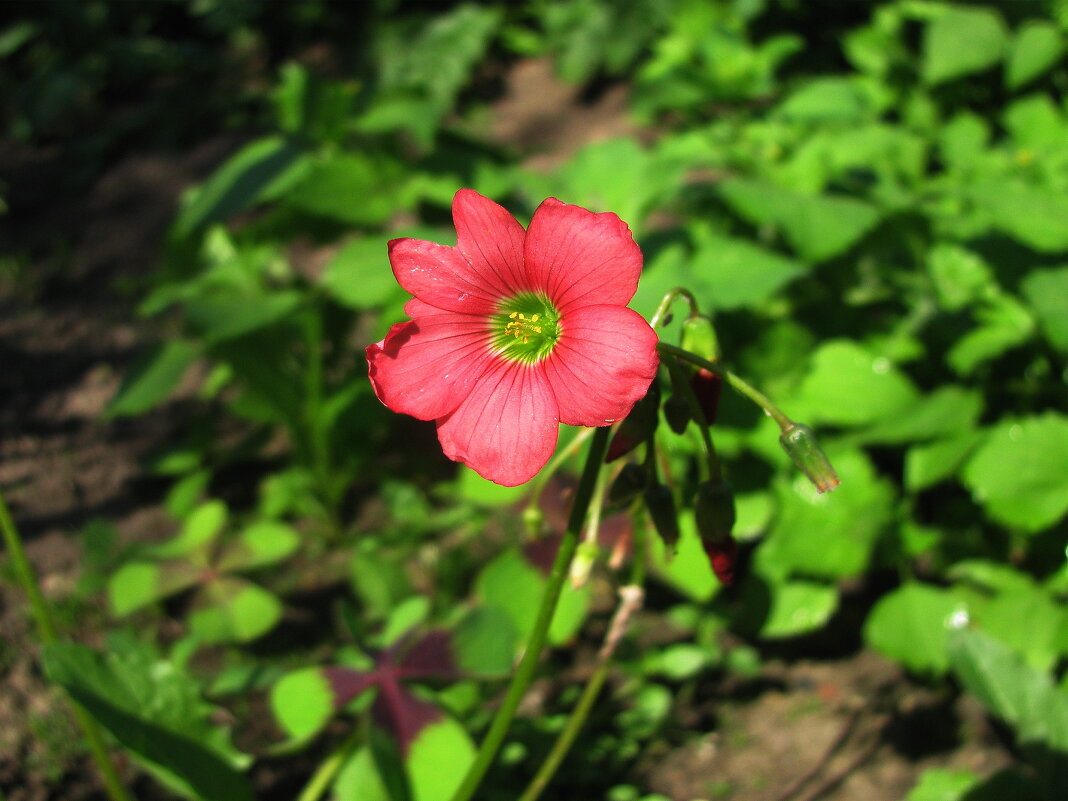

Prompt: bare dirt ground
[{"left": 0, "top": 59, "right": 1016, "bottom": 801}]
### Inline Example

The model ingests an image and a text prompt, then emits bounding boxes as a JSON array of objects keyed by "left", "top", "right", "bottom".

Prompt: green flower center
[{"left": 492, "top": 293, "right": 562, "bottom": 364}]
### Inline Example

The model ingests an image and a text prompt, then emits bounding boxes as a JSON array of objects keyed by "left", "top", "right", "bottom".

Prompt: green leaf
[
  {"left": 456, "top": 465, "right": 527, "bottom": 507},
  {"left": 719, "top": 179, "right": 880, "bottom": 262},
  {"left": 949, "top": 628, "right": 1068, "bottom": 750},
  {"left": 406, "top": 715, "right": 476, "bottom": 801},
  {"left": 927, "top": 244, "right": 994, "bottom": 312},
  {"left": 335, "top": 747, "right": 392, "bottom": 801},
  {"left": 105, "top": 340, "right": 199, "bottom": 417},
  {"left": 649, "top": 511, "right": 717, "bottom": 602},
  {"left": 961, "top": 580, "right": 1068, "bottom": 672},
  {"left": 948, "top": 294, "right": 1034, "bottom": 375},
  {"left": 283, "top": 152, "right": 406, "bottom": 226},
  {"left": 1021, "top": 267, "right": 1068, "bottom": 350},
  {"left": 43, "top": 639, "right": 251, "bottom": 801},
  {"left": 761, "top": 449, "right": 894, "bottom": 580},
  {"left": 793, "top": 340, "right": 920, "bottom": 426},
  {"left": 108, "top": 561, "right": 202, "bottom": 616},
  {"left": 906, "top": 768, "right": 980, "bottom": 801},
  {"left": 923, "top": 7, "right": 1007, "bottom": 85},
  {"left": 688, "top": 231, "right": 806, "bottom": 310},
  {"left": 152, "top": 500, "right": 228, "bottom": 559},
  {"left": 320, "top": 236, "right": 405, "bottom": 311},
  {"left": 759, "top": 579, "right": 838, "bottom": 639},
  {"left": 350, "top": 547, "right": 413, "bottom": 620},
  {"left": 189, "top": 578, "right": 283, "bottom": 643},
  {"left": 904, "top": 431, "right": 984, "bottom": 492},
  {"left": 970, "top": 180, "right": 1068, "bottom": 253},
  {"left": 216, "top": 521, "right": 300, "bottom": 573},
  {"left": 449, "top": 606, "right": 517, "bottom": 677},
  {"left": 269, "top": 668, "right": 335, "bottom": 741},
  {"left": 1005, "top": 21, "right": 1065, "bottom": 90},
  {"left": 643, "top": 643, "right": 713, "bottom": 681},
  {"left": 776, "top": 77, "right": 871, "bottom": 123},
  {"left": 864, "top": 583, "right": 967, "bottom": 675},
  {"left": 961, "top": 414, "right": 1068, "bottom": 532},
  {"left": 173, "top": 136, "right": 308, "bottom": 238},
  {"left": 185, "top": 290, "right": 303, "bottom": 344},
  {"left": 857, "top": 386, "right": 982, "bottom": 445}
]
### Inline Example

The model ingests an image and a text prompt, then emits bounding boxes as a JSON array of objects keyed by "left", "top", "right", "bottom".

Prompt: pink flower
[{"left": 366, "top": 189, "right": 659, "bottom": 486}]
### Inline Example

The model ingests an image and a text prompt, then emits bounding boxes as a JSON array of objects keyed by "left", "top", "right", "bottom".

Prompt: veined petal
[
  {"left": 389, "top": 238, "right": 498, "bottom": 314},
  {"left": 367, "top": 313, "right": 495, "bottom": 422},
  {"left": 544, "top": 305, "right": 659, "bottom": 427},
  {"left": 453, "top": 189, "right": 527, "bottom": 297},
  {"left": 525, "top": 198, "right": 643, "bottom": 311},
  {"left": 436, "top": 360, "right": 559, "bottom": 486}
]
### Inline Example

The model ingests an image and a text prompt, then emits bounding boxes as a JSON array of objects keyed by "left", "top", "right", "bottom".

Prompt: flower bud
[
  {"left": 608, "top": 462, "right": 649, "bottom": 508},
  {"left": 606, "top": 381, "right": 660, "bottom": 462},
  {"left": 779, "top": 423, "right": 840, "bottom": 493},
  {"left": 569, "top": 540, "right": 599, "bottom": 588},
  {"left": 663, "top": 392, "right": 691, "bottom": 434},
  {"left": 703, "top": 536, "right": 738, "bottom": 586},
  {"left": 681, "top": 315, "right": 721, "bottom": 362},
  {"left": 643, "top": 483, "right": 680, "bottom": 552},
  {"left": 690, "top": 368, "right": 723, "bottom": 426},
  {"left": 522, "top": 505, "right": 544, "bottom": 536},
  {"left": 693, "top": 479, "right": 736, "bottom": 545}
]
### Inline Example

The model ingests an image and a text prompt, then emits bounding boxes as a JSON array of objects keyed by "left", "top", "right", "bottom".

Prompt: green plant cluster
[{"left": 5, "top": 1, "right": 1067, "bottom": 800}]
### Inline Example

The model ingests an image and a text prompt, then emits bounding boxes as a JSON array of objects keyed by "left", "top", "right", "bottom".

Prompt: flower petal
[
  {"left": 524, "top": 197, "right": 643, "bottom": 311},
  {"left": 367, "top": 313, "right": 495, "bottom": 421},
  {"left": 389, "top": 238, "right": 498, "bottom": 314},
  {"left": 543, "top": 305, "right": 659, "bottom": 427},
  {"left": 436, "top": 360, "right": 559, "bottom": 486},
  {"left": 453, "top": 189, "right": 527, "bottom": 297}
]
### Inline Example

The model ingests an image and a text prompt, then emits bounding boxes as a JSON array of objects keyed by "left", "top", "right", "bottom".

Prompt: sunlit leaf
[{"left": 105, "top": 340, "right": 199, "bottom": 418}]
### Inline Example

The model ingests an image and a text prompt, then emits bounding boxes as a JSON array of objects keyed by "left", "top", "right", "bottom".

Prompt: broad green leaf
[
  {"left": 649, "top": 511, "right": 717, "bottom": 602},
  {"left": 173, "top": 136, "right": 308, "bottom": 238},
  {"left": 406, "top": 715, "right": 476, "bottom": 801},
  {"left": 927, "top": 244, "right": 994, "bottom": 311},
  {"left": 283, "top": 152, "right": 406, "bottom": 226},
  {"left": 449, "top": 606, "right": 516, "bottom": 677},
  {"left": 923, "top": 7, "right": 1007, "bottom": 85},
  {"left": 1003, "top": 94, "right": 1066, "bottom": 153},
  {"left": 1005, "top": 21, "right": 1065, "bottom": 90},
  {"left": 761, "top": 449, "right": 894, "bottom": 580},
  {"left": 688, "top": 232, "right": 806, "bottom": 310},
  {"left": 164, "top": 470, "right": 212, "bottom": 519},
  {"left": 776, "top": 77, "right": 871, "bottom": 123},
  {"left": 185, "top": 290, "right": 303, "bottom": 344},
  {"left": 719, "top": 179, "right": 880, "bottom": 262},
  {"left": 189, "top": 578, "right": 283, "bottom": 643},
  {"left": 793, "top": 340, "right": 920, "bottom": 426},
  {"left": 1021, "top": 267, "right": 1068, "bottom": 350},
  {"left": 456, "top": 465, "right": 527, "bottom": 507},
  {"left": 906, "top": 768, "right": 980, "bottom": 801},
  {"left": 857, "top": 386, "right": 982, "bottom": 445},
  {"left": 270, "top": 668, "right": 336, "bottom": 741},
  {"left": 320, "top": 236, "right": 405, "bottom": 311},
  {"left": 959, "top": 580, "right": 1068, "bottom": 672},
  {"left": 948, "top": 294, "right": 1034, "bottom": 375},
  {"left": 381, "top": 596, "right": 431, "bottom": 647},
  {"left": 106, "top": 340, "right": 199, "bottom": 418},
  {"left": 43, "top": 639, "right": 251, "bottom": 801},
  {"left": 904, "top": 431, "right": 984, "bottom": 492},
  {"left": 108, "top": 561, "right": 202, "bottom": 616},
  {"left": 643, "top": 643, "right": 714, "bottom": 681},
  {"left": 938, "top": 112, "right": 990, "bottom": 170},
  {"left": 961, "top": 414, "right": 1068, "bottom": 532},
  {"left": 153, "top": 500, "right": 228, "bottom": 559},
  {"left": 350, "top": 547, "right": 413, "bottom": 620},
  {"left": 949, "top": 628, "right": 1068, "bottom": 750},
  {"left": 760, "top": 579, "right": 838, "bottom": 639},
  {"left": 216, "top": 521, "right": 300, "bottom": 573},
  {"left": 334, "top": 747, "right": 392, "bottom": 801},
  {"left": 970, "top": 180, "right": 1068, "bottom": 253},
  {"left": 864, "top": 583, "right": 967, "bottom": 675}
]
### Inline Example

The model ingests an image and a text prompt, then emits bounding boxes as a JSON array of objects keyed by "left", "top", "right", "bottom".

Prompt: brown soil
[{"left": 0, "top": 58, "right": 1016, "bottom": 801}]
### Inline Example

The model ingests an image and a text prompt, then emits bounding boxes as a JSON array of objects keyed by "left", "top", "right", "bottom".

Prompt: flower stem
[
  {"left": 516, "top": 584, "right": 645, "bottom": 801},
  {"left": 0, "top": 490, "right": 133, "bottom": 801},
  {"left": 650, "top": 288, "right": 699, "bottom": 329},
  {"left": 449, "top": 425, "right": 612, "bottom": 801},
  {"left": 295, "top": 725, "right": 362, "bottom": 801},
  {"left": 664, "top": 357, "right": 722, "bottom": 482},
  {"left": 656, "top": 342, "right": 793, "bottom": 431}
]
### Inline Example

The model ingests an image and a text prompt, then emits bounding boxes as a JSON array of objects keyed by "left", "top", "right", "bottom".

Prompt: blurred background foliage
[{"left": 2, "top": 1, "right": 1067, "bottom": 800}]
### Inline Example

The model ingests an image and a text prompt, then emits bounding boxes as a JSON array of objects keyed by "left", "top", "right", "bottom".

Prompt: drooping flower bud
[
  {"left": 643, "top": 483, "right": 680, "bottom": 552},
  {"left": 690, "top": 368, "right": 723, "bottom": 426},
  {"left": 779, "top": 422, "right": 840, "bottom": 493},
  {"left": 608, "top": 462, "right": 649, "bottom": 509},
  {"left": 663, "top": 392, "right": 691, "bottom": 435},
  {"left": 606, "top": 380, "right": 660, "bottom": 463},
  {"left": 693, "top": 479, "right": 736, "bottom": 545},
  {"left": 703, "top": 536, "right": 738, "bottom": 586},
  {"left": 681, "top": 315, "right": 721, "bottom": 362}
]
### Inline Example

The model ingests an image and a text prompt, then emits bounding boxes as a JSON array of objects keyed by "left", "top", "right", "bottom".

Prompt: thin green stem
[
  {"left": 295, "top": 725, "right": 362, "bottom": 801},
  {"left": 449, "top": 426, "right": 612, "bottom": 801},
  {"left": 0, "top": 491, "right": 133, "bottom": 801},
  {"left": 523, "top": 427, "right": 594, "bottom": 530},
  {"left": 657, "top": 342, "right": 793, "bottom": 431},
  {"left": 650, "top": 288, "right": 699, "bottom": 329},
  {"left": 516, "top": 584, "right": 645, "bottom": 801}
]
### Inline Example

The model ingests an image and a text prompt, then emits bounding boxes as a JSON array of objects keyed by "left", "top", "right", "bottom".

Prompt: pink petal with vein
[
  {"left": 525, "top": 198, "right": 643, "bottom": 311},
  {"left": 388, "top": 238, "right": 497, "bottom": 314},
  {"left": 453, "top": 189, "right": 527, "bottom": 297},
  {"left": 436, "top": 360, "right": 559, "bottom": 486},
  {"left": 543, "top": 305, "right": 660, "bottom": 427}
]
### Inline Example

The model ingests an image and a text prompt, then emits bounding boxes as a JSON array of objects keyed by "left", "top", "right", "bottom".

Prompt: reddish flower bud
[
  {"left": 779, "top": 422, "right": 840, "bottom": 493},
  {"left": 690, "top": 368, "right": 723, "bottom": 425},
  {"left": 606, "top": 381, "right": 660, "bottom": 462},
  {"left": 703, "top": 536, "right": 738, "bottom": 586},
  {"left": 643, "top": 483, "right": 680, "bottom": 552}
]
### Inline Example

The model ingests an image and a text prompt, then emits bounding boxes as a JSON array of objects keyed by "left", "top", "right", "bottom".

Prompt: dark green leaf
[{"left": 105, "top": 340, "right": 199, "bottom": 418}]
